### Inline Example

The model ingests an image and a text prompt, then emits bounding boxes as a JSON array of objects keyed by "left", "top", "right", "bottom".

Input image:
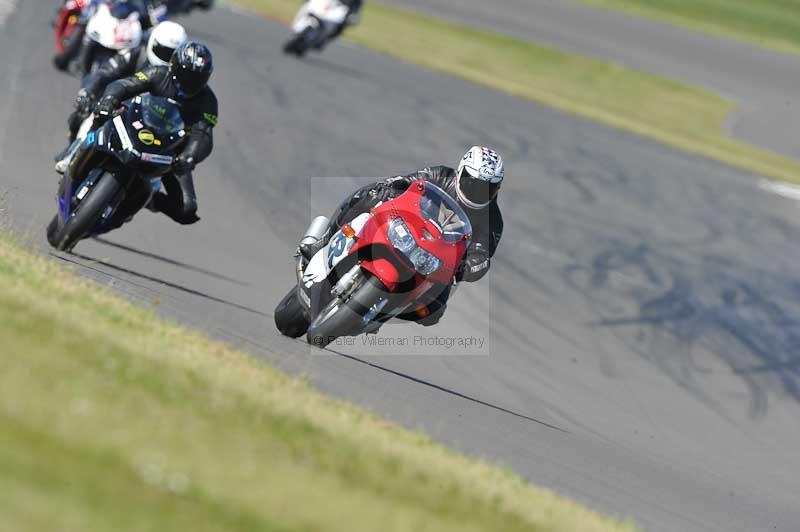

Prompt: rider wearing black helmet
[
  {"left": 61, "top": 21, "right": 188, "bottom": 148},
  {"left": 92, "top": 41, "right": 218, "bottom": 225}
]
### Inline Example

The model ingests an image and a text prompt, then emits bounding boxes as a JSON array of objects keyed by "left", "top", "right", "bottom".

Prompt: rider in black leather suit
[
  {"left": 301, "top": 146, "right": 505, "bottom": 325},
  {"left": 93, "top": 41, "right": 217, "bottom": 225}
]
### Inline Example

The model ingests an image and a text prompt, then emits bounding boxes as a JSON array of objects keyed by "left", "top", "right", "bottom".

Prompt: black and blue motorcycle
[{"left": 47, "top": 93, "right": 186, "bottom": 251}]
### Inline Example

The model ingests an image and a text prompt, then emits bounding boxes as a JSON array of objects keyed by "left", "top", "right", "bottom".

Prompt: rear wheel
[
  {"left": 53, "top": 25, "right": 84, "bottom": 71},
  {"left": 307, "top": 275, "right": 389, "bottom": 348},
  {"left": 48, "top": 172, "right": 122, "bottom": 252},
  {"left": 274, "top": 287, "right": 310, "bottom": 338}
]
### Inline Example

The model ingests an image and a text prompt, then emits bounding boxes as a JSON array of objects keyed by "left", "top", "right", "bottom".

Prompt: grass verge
[
  {"left": 578, "top": 0, "right": 800, "bottom": 56},
  {"left": 0, "top": 231, "right": 637, "bottom": 532},
  {"left": 232, "top": 0, "right": 800, "bottom": 185}
]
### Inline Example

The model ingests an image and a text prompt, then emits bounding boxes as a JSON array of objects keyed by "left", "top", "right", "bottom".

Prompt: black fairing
[{"left": 57, "top": 94, "right": 186, "bottom": 232}]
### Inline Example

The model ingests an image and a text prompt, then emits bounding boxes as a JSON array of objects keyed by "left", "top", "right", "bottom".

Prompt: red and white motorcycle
[
  {"left": 52, "top": 0, "right": 143, "bottom": 75},
  {"left": 282, "top": 0, "right": 357, "bottom": 56},
  {"left": 275, "top": 180, "right": 472, "bottom": 347},
  {"left": 79, "top": 1, "right": 143, "bottom": 74},
  {"left": 52, "top": 0, "right": 94, "bottom": 71}
]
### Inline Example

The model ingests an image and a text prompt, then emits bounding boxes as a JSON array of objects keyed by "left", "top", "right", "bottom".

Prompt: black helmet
[{"left": 170, "top": 41, "right": 213, "bottom": 97}]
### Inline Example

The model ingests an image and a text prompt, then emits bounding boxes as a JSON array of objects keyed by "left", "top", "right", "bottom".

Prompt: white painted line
[
  {"left": 759, "top": 179, "right": 800, "bottom": 201},
  {"left": 0, "top": 0, "right": 17, "bottom": 27}
]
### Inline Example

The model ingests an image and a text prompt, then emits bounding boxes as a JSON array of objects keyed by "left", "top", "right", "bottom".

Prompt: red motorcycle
[
  {"left": 275, "top": 180, "right": 472, "bottom": 347},
  {"left": 53, "top": 0, "right": 92, "bottom": 71}
]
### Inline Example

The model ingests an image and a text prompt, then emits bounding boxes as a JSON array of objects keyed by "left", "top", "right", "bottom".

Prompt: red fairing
[
  {"left": 360, "top": 258, "right": 401, "bottom": 290},
  {"left": 348, "top": 180, "right": 470, "bottom": 292},
  {"left": 54, "top": 1, "right": 88, "bottom": 53}
]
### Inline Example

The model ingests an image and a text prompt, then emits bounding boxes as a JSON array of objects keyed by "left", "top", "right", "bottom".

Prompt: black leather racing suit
[
  {"left": 68, "top": 46, "right": 149, "bottom": 140},
  {"left": 100, "top": 64, "right": 219, "bottom": 224},
  {"left": 326, "top": 165, "right": 503, "bottom": 325}
]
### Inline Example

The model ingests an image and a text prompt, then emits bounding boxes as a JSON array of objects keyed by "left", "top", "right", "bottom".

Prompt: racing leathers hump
[{"left": 102, "top": 64, "right": 218, "bottom": 165}]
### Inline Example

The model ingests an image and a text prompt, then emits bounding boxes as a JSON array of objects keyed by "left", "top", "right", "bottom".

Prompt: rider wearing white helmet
[
  {"left": 146, "top": 20, "right": 189, "bottom": 66},
  {"left": 299, "top": 146, "right": 505, "bottom": 325},
  {"left": 62, "top": 20, "right": 188, "bottom": 146}
]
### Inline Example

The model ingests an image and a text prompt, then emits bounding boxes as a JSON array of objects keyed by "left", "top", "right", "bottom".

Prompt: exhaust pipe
[{"left": 300, "top": 215, "right": 330, "bottom": 247}]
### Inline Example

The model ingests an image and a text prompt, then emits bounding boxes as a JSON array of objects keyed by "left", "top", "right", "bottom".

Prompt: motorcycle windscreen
[
  {"left": 136, "top": 94, "right": 186, "bottom": 152},
  {"left": 418, "top": 183, "right": 472, "bottom": 242}
]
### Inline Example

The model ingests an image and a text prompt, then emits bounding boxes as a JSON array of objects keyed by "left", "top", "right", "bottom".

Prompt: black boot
[{"left": 151, "top": 171, "right": 200, "bottom": 225}]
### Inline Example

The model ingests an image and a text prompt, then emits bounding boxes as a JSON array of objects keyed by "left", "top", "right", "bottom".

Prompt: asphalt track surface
[
  {"left": 384, "top": 0, "right": 800, "bottom": 160},
  {"left": 3, "top": 2, "right": 800, "bottom": 531}
]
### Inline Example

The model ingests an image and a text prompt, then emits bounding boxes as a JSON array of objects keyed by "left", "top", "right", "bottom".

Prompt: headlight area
[{"left": 387, "top": 219, "right": 441, "bottom": 276}]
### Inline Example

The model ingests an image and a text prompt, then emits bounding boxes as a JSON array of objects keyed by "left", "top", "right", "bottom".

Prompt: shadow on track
[
  {"left": 299, "top": 56, "right": 373, "bottom": 82},
  {"left": 51, "top": 252, "right": 268, "bottom": 317},
  {"left": 323, "top": 345, "right": 570, "bottom": 433},
  {"left": 92, "top": 237, "right": 249, "bottom": 286}
]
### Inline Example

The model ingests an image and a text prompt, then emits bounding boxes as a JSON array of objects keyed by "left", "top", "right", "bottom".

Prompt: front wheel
[
  {"left": 47, "top": 171, "right": 122, "bottom": 252},
  {"left": 307, "top": 275, "right": 390, "bottom": 348},
  {"left": 274, "top": 287, "right": 310, "bottom": 338},
  {"left": 283, "top": 26, "right": 317, "bottom": 56},
  {"left": 53, "top": 25, "right": 84, "bottom": 71}
]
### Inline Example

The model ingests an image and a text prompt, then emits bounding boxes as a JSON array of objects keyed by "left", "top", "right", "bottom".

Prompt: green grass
[
  {"left": 232, "top": 0, "right": 800, "bottom": 185},
  {"left": 0, "top": 231, "right": 637, "bottom": 532},
  {"left": 579, "top": 0, "right": 800, "bottom": 56}
]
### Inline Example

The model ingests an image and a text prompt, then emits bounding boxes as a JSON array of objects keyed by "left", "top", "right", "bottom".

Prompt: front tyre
[
  {"left": 274, "top": 287, "right": 310, "bottom": 338},
  {"left": 283, "top": 27, "right": 317, "bottom": 56},
  {"left": 307, "top": 275, "right": 389, "bottom": 348},
  {"left": 48, "top": 171, "right": 121, "bottom": 252},
  {"left": 53, "top": 25, "right": 84, "bottom": 71}
]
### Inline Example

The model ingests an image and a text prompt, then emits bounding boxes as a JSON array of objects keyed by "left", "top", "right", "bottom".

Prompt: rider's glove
[
  {"left": 369, "top": 182, "right": 397, "bottom": 203},
  {"left": 456, "top": 246, "right": 491, "bottom": 283},
  {"left": 94, "top": 95, "right": 120, "bottom": 118},
  {"left": 75, "top": 89, "right": 95, "bottom": 115},
  {"left": 173, "top": 153, "right": 196, "bottom": 175}
]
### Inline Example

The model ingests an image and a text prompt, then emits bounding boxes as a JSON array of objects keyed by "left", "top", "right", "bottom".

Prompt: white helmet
[
  {"left": 146, "top": 21, "right": 188, "bottom": 67},
  {"left": 455, "top": 146, "right": 505, "bottom": 209}
]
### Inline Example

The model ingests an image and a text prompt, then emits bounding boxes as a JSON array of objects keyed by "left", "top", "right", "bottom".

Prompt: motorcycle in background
[
  {"left": 274, "top": 180, "right": 472, "bottom": 347},
  {"left": 283, "top": 0, "right": 359, "bottom": 57},
  {"left": 53, "top": 0, "right": 95, "bottom": 71},
  {"left": 79, "top": 0, "right": 144, "bottom": 74},
  {"left": 53, "top": 0, "right": 146, "bottom": 75}
]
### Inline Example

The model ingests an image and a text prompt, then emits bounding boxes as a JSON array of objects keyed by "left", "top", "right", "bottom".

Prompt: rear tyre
[
  {"left": 49, "top": 172, "right": 121, "bottom": 252},
  {"left": 53, "top": 26, "right": 84, "bottom": 71},
  {"left": 274, "top": 287, "right": 310, "bottom": 338},
  {"left": 307, "top": 275, "right": 389, "bottom": 348}
]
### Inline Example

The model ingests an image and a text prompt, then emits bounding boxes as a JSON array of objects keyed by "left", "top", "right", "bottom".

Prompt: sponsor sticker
[
  {"left": 138, "top": 129, "right": 155, "bottom": 145},
  {"left": 140, "top": 152, "right": 172, "bottom": 165},
  {"left": 203, "top": 113, "right": 218, "bottom": 126}
]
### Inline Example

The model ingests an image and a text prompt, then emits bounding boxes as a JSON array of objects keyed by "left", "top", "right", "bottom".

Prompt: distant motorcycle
[
  {"left": 47, "top": 94, "right": 187, "bottom": 251},
  {"left": 80, "top": 1, "right": 144, "bottom": 74},
  {"left": 283, "top": 0, "right": 358, "bottom": 57},
  {"left": 275, "top": 180, "right": 471, "bottom": 347},
  {"left": 54, "top": 0, "right": 145, "bottom": 75},
  {"left": 52, "top": 0, "right": 95, "bottom": 71}
]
